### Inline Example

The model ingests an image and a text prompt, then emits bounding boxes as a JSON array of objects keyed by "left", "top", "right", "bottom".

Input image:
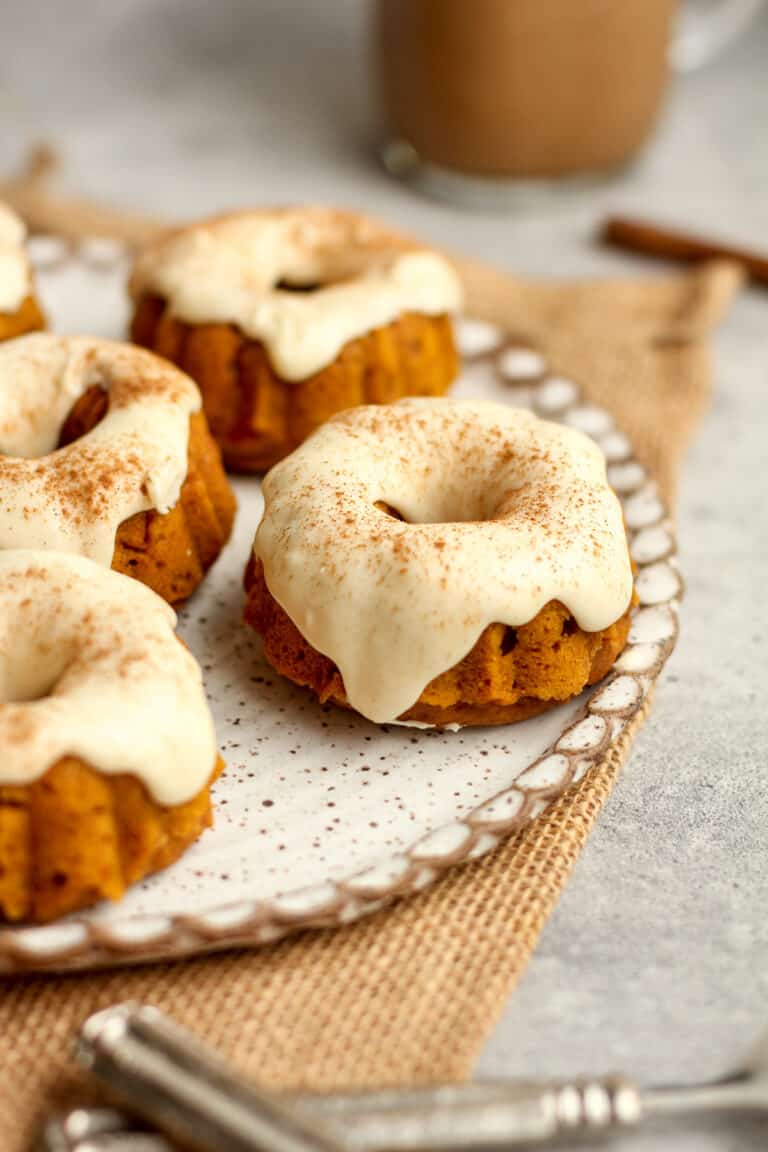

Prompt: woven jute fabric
[{"left": 0, "top": 256, "right": 742, "bottom": 1151}]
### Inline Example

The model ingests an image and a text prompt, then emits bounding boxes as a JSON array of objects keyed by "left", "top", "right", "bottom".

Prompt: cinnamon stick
[
  {"left": 0, "top": 145, "right": 170, "bottom": 248},
  {"left": 601, "top": 215, "right": 768, "bottom": 287}
]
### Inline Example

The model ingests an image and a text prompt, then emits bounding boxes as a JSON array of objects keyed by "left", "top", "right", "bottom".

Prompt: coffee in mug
[{"left": 373, "top": 0, "right": 679, "bottom": 181}]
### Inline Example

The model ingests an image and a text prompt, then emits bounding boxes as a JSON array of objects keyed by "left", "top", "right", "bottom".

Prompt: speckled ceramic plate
[{"left": 0, "top": 239, "right": 681, "bottom": 972}]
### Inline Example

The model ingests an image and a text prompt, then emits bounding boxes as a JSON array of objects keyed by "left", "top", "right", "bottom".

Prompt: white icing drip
[
  {"left": 0, "top": 551, "right": 216, "bottom": 803},
  {"left": 0, "top": 334, "right": 200, "bottom": 565},
  {"left": 0, "top": 201, "right": 31, "bottom": 313},
  {"left": 255, "top": 399, "right": 634, "bottom": 724},
  {"left": 130, "top": 209, "right": 464, "bottom": 381}
]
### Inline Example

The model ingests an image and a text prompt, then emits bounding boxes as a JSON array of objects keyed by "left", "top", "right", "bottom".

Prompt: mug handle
[{"left": 672, "top": 0, "right": 766, "bottom": 71}]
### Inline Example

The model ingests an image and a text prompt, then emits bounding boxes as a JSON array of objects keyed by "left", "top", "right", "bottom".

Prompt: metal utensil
[
  {"left": 60, "top": 1002, "right": 767, "bottom": 1152},
  {"left": 304, "top": 1028, "right": 768, "bottom": 1145},
  {"left": 73, "top": 1003, "right": 346, "bottom": 1152},
  {"left": 41, "top": 1107, "right": 173, "bottom": 1152}
]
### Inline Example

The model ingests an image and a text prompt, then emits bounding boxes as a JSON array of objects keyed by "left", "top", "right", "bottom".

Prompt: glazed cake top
[
  {"left": 0, "top": 334, "right": 200, "bottom": 565},
  {"left": 129, "top": 208, "right": 464, "bottom": 381},
  {"left": 0, "top": 201, "right": 31, "bottom": 313},
  {"left": 0, "top": 550, "right": 216, "bottom": 803},
  {"left": 254, "top": 398, "right": 634, "bottom": 724}
]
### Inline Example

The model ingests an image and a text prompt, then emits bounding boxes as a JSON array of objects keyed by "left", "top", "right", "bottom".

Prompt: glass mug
[{"left": 373, "top": 0, "right": 765, "bottom": 206}]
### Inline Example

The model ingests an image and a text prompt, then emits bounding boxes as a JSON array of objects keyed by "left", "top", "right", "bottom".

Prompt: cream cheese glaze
[
  {"left": 0, "top": 333, "right": 200, "bottom": 565},
  {"left": 255, "top": 399, "right": 634, "bottom": 724},
  {"left": 0, "top": 201, "right": 31, "bottom": 313},
  {"left": 0, "top": 551, "right": 216, "bottom": 803},
  {"left": 130, "top": 208, "right": 464, "bottom": 381}
]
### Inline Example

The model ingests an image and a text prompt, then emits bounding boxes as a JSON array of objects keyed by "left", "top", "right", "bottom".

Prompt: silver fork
[{"left": 40, "top": 1002, "right": 768, "bottom": 1151}]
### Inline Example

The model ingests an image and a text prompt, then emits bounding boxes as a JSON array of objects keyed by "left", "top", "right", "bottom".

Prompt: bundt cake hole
[
  {"left": 0, "top": 384, "right": 109, "bottom": 457},
  {"left": 275, "top": 279, "right": 324, "bottom": 294},
  {"left": 2, "top": 625, "right": 76, "bottom": 703},
  {"left": 374, "top": 497, "right": 510, "bottom": 527},
  {"left": 4, "top": 664, "right": 68, "bottom": 705},
  {"left": 275, "top": 273, "right": 356, "bottom": 294},
  {"left": 374, "top": 486, "right": 502, "bottom": 526},
  {"left": 375, "top": 501, "right": 407, "bottom": 522},
  {"left": 58, "top": 384, "right": 109, "bottom": 448}
]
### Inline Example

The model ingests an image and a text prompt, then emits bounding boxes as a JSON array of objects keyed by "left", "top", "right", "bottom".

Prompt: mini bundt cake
[
  {"left": 0, "top": 552, "right": 223, "bottom": 922},
  {"left": 0, "top": 201, "right": 45, "bottom": 341},
  {"left": 0, "top": 333, "right": 236, "bottom": 603},
  {"left": 129, "top": 207, "right": 463, "bottom": 471},
  {"left": 245, "top": 399, "right": 636, "bottom": 727}
]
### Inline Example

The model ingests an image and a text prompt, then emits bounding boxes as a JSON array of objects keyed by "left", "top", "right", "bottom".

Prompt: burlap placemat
[{"left": 0, "top": 254, "right": 742, "bottom": 1150}]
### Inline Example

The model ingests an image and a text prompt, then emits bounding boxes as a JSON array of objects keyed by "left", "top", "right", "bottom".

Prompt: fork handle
[
  {"left": 77, "top": 1004, "right": 644, "bottom": 1151},
  {"left": 296, "top": 1077, "right": 644, "bottom": 1147}
]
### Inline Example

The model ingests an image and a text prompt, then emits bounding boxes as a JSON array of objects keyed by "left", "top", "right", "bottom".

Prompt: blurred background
[{"left": 2, "top": 0, "right": 767, "bottom": 272}]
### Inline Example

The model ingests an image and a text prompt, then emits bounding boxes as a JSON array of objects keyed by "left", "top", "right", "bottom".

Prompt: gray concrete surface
[{"left": 1, "top": 2, "right": 767, "bottom": 1147}]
